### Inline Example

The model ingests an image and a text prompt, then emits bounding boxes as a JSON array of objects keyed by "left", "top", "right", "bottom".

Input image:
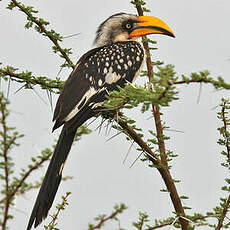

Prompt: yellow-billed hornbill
[{"left": 27, "top": 13, "right": 174, "bottom": 229}]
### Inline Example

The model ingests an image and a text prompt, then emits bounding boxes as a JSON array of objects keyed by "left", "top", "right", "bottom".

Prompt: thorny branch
[
  {"left": 216, "top": 196, "right": 230, "bottom": 230},
  {"left": 0, "top": 67, "right": 63, "bottom": 93},
  {"left": 133, "top": 1, "right": 188, "bottom": 229},
  {"left": 88, "top": 204, "right": 127, "bottom": 230},
  {"left": 144, "top": 214, "right": 218, "bottom": 230},
  {"left": 45, "top": 192, "right": 71, "bottom": 230},
  {"left": 0, "top": 150, "right": 51, "bottom": 205},
  {"left": 90, "top": 211, "right": 121, "bottom": 230},
  {"left": 0, "top": 89, "right": 86, "bottom": 228},
  {"left": 221, "top": 101, "right": 230, "bottom": 159},
  {"left": 137, "top": 214, "right": 146, "bottom": 230},
  {"left": 0, "top": 125, "right": 89, "bottom": 206},
  {"left": 0, "top": 96, "right": 12, "bottom": 230},
  {"left": 109, "top": 111, "right": 189, "bottom": 228},
  {"left": 0, "top": 93, "right": 23, "bottom": 230},
  {"left": 115, "top": 112, "right": 159, "bottom": 165},
  {"left": 216, "top": 100, "right": 230, "bottom": 230},
  {"left": 1, "top": 65, "right": 230, "bottom": 99},
  {"left": 172, "top": 77, "right": 230, "bottom": 90},
  {"left": 1, "top": 1, "right": 230, "bottom": 229},
  {"left": 9, "top": 0, "right": 74, "bottom": 68}
]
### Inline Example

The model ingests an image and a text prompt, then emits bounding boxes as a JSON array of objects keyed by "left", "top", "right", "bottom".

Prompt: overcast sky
[{"left": 1, "top": 0, "right": 230, "bottom": 229}]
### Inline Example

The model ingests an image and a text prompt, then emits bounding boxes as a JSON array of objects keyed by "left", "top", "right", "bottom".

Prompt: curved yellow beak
[{"left": 130, "top": 16, "right": 175, "bottom": 38}]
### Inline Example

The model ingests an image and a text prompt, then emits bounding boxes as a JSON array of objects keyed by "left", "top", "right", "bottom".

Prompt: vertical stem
[
  {"left": 216, "top": 101, "right": 230, "bottom": 230},
  {"left": 133, "top": 1, "right": 188, "bottom": 229},
  {"left": 152, "top": 106, "right": 168, "bottom": 166},
  {"left": 0, "top": 97, "right": 10, "bottom": 230},
  {"left": 216, "top": 195, "right": 230, "bottom": 230},
  {"left": 222, "top": 102, "right": 230, "bottom": 159}
]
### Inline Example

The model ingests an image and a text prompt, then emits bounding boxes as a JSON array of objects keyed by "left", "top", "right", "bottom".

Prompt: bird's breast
[{"left": 85, "top": 41, "right": 145, "bottom": 87}]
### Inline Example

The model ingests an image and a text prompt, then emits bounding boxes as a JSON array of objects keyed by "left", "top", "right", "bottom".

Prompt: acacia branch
[
  {"left": 0, "top": 95, "right": 22, "bottom": 229},
  {"left": 216, "top": 101, "right": 230, "bottom": 230},
  {"left": 9, "top": 0, "right": 74, "bottom": 68},
  {"left": 216, "top": 195, "right": 230, "bottom": 230},
  {"left": 133, "top": 1, "right": 188, "bottom": 229},
  {"left": 221, "top": 101, "right": 230, "bottom": 159},
  {"left": 173, "top": 77, "right": 230, "bottom": 90},
  {"left": 0, "top": 125, "right": 89, "bottom": 205},
  {"left": 46, "top": 192, "right": 71, "bottom": 230},
  {"left": 1, "top": 63, "right": 230, "bottom": 100},
  {"left": 0, "top": 67, "right": 63, "bottom": 93},
  {"left": 0, "top": 150, "right": 51, "bottom": 205},
  {"left": 145, "top": 222, "right": 171, "bottom": 230},
  {"left": 0, "top": 96, "right": 11, "bottom": 230},
  {"left": 114, "top": 113, "right": 160, "bottom": 166},
  {"left": 112, "top": 111, "right": 189, "bottom": 229},
  {"left": 145, "top": 214, "right": 217, "bottom": 230},
  {"left": 88, "top": 204, "right": 127, "bottom": 230},
  {"left": 90, "top": 211, "right": 120, "bottom": 230}
]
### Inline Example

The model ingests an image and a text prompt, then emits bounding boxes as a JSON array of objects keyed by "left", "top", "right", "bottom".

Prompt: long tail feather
[{"left": 27, "top": 125, "right": 77, "bottom": 230}]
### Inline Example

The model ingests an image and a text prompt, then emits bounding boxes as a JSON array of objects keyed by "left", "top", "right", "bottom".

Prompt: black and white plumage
[
  {"left": 27, "top": 13, "right": 174, "bottom": 230},
  {"left": 53, "top": 41, "right": 145, "bottom": 131}
]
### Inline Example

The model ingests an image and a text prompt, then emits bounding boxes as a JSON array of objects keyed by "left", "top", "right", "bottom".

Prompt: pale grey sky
[{"left": 1, "top": 0, "right": 230, "bottom": 229}]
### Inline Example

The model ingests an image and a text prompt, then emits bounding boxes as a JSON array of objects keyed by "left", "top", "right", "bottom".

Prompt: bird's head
[{"left": 94, "top": 13, "right": 175, "bottom": 47}]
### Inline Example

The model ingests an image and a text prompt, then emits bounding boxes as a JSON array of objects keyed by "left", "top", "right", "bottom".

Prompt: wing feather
[{"left": 53, "top": 41, "right": 144, "bottom": 131}]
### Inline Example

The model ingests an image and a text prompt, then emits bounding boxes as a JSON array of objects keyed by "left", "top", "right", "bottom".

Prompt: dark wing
[
  {"left": 53, "top": 47, "right": 101, "bottom": 130},
  {"left": 53, "top": 41, "right": 144, "bottom": 131}
]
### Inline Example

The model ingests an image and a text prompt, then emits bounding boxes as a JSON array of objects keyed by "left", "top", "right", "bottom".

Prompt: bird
[{"left": 27, "top": 12, "right": 174, "bottom": 229}]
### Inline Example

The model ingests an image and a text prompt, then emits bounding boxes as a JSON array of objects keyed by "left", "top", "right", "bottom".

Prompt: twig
[
  {"left": 216, "top": 101, "right": 230, "bottom": 229},
  {"left": 145, "top": 221, "right": 171, "bottom": 230},
  {"left": 1, "top": 96, "right": 11, "bottom": 229},
  {"left": 10, "top": 0, "right": 74, "bottom": 68},
  {"left": 46, "top": 192, "right": 71, "bottom": 230},
  {"left": 216, "top": 195, "right": 230, "bottom": 230},
  {"left": 0, "top": 67, "right": 63, "bottom": 93},
  {"left": 0, "top": 94, "right": 23, "bottom": 229},
  {"left": 221, "top": 101, "right": 230, "bottom": 159},
  {"left": 145, "top": 214, "right": 217, "bottom": 230},
  {"left": 172, "top": 77, "right": 230, "bottom": 90},
  {"left": 0, "top": 149, "right": 51, "bottom": 205},
  {"left": 89, "top": 204, "right": 127, "bottom": 230}
]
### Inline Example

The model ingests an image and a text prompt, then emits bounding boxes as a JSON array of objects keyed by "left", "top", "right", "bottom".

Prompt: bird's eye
[
  {"left": 122, "top": 21, "right": 134, "bottom": 31},
  {"left": 125, "top": 23, "right": 132, "bottom": 30}
]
